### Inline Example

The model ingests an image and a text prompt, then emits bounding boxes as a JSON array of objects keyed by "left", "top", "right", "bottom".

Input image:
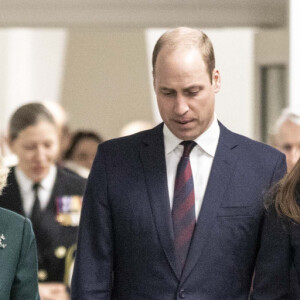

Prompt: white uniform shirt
[{"left": 15, "top": 165, "right": 57, "bottom": 217}]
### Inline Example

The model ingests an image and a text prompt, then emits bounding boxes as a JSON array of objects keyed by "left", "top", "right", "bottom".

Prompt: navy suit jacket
[{"left": 72, "top": 122, "right": 286, "bottom": 300}]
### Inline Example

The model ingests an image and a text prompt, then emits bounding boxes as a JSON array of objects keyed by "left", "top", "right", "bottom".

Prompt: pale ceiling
[{"left": 0, "top": 0, "right": 287, "bottom": 28}]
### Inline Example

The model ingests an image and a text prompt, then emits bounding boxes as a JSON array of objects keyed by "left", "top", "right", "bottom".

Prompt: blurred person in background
[
  {"left": 42, "top": 100, "right": 72, "bottom": 162},
  {"left": 63, "top": 130, "right": 103, "bottom": 178},
  {"left": 0, "top": 152, "right": 40, "bottom": 299},
  {"left": 0, "top": 103, "right": 86, "bottom": 300},
  {"left": 119, "top": 120, "right": 154, "bottom": 137},
  {"left": 270, "top": 107, "right": 300, "bottom": 173}
]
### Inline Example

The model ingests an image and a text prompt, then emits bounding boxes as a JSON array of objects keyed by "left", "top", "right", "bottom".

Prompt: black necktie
[
  {"left": 172, "top": 141, "right": 197, "bottom": 274},
  {"left": 31, "top": 183, "right": 41, "bottom": 229}
]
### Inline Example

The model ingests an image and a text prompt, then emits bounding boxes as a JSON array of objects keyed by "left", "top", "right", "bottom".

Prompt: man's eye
[
  {"left": 24, "top": 145, "right": 35, "bottom": 150},
  {"left": 162, "top": 91, "right": 174, "bottom": 96},
  {"left": 44, "top": 142, "right": 53, "bottom": 149},
  {"left": 282, "top": 144, "right": 292, "bottom": 151}
]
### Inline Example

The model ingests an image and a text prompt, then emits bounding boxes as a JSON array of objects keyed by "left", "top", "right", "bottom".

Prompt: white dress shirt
[
  {"left": 163, "top": 114, "right": 220, "bottom": 220},
  {"left": 15, "top": 165, "right": 57, "bottom": 217}
]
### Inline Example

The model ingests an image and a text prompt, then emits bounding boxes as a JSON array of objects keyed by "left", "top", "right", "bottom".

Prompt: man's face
[
  {"left": 276, "top": 120, "right": 300, "bottom": 172},
  {"left": 9, "top": 121, "right": 59, "bottom": 182},
  {"left": 154, "top": 47, "right": 220, "bottom": 140}
]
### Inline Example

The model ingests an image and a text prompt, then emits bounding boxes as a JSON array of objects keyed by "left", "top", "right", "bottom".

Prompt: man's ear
[
  {"left": 212, "top": 69, "right": 221, "bottom": 93},
  {"left": 153, "top": 71, "right": 157, "bottom": 93}
]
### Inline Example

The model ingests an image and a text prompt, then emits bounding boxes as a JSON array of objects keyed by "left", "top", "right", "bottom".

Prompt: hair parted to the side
[
  {"left": 0, "top": 153, "right": 9, "bottom": 194},
  {"left": 152, "top": 27, "right": 215, "bottom": 82},
  {"left": 274, "top": 158, "right": 300, "bottom": 223},
  {"left": 9, "top": 102, "right": 56, "bottom": 142}
]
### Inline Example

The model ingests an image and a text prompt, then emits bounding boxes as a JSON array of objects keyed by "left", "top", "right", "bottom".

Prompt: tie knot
[
  {"left": 32, "top": 182, "right": 40, "bottom": 191},
  {"left": 180, "top": 141, "right": 197, "bottom": 157}
]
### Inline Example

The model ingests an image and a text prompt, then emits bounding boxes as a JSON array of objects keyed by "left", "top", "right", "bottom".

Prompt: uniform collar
[{"left": 15, "top": 165, "right": 57, "bottom": 192}]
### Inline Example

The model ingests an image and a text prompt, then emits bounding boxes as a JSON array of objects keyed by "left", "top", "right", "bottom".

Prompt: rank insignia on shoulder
[{"left": 56, "top": 195, "right": 83, "bottom": 226}]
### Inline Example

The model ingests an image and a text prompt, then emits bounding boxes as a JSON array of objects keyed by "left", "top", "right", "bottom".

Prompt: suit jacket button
[{"left": 179, "top": 289, "right": 185, "bottom": 298}]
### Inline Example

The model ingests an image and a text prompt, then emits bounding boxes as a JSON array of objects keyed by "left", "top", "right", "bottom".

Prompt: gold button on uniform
[
  {"left": 38, "top": 270, "right": 48, "bottom": 281},
  {"left": 55, "top": 246, "right": 67, "bottom": 259}
]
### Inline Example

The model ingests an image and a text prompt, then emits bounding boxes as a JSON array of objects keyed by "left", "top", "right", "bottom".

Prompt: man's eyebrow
[
  {"left": 159, "top": 87, "right": 174, "bottom": 91},
  {"left": 183, "top": 85, "right": 201, "bottom": 91}
]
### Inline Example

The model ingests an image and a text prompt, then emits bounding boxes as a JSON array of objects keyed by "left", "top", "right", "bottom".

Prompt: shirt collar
[
  {"left": 15, "top": 165, "right": 57, "bottom": 192},
  {"left": 163, "top": 113, "right": 220, "bottom": 157}
]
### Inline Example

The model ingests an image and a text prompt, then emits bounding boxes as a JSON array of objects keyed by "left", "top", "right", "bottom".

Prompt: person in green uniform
[{"left": 0, "top": 153, "right": 40, "bottom": 300}]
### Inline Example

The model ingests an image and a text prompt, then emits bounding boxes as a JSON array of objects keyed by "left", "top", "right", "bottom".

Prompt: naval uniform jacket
[{"left": 0, "top": 166, "right": 86, "bottom": 283}]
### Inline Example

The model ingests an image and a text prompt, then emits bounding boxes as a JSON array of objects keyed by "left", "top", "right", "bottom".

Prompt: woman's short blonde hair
[{"left": 0, "top": 154, "right": 9, "bottom": 194}]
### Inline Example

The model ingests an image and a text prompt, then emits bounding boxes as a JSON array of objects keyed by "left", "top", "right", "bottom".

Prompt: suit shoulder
[
  {"left": 100, "top": 124, "right": 161, "bottom": 153},
  {"left": 234, "top": 132, "right": 282, "bottom": 157},
  {"left": 221, "top": 123, "right": 283, "bottom": 158},
  {"left": 219, "top": 124, "right": 286, "bottom": 176}
]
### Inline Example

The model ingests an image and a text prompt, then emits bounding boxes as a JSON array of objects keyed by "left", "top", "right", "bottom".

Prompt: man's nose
[
  {"left": 35, "top": 146, "right": 46, "bottom": 161},
  {"left": 173, "top": 95, "right": 189, "bottom": 116}
]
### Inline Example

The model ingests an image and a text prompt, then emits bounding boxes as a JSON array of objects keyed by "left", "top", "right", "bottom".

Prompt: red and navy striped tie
[{"left": 172, "top": 140, "right": 197, "bottom": 274}]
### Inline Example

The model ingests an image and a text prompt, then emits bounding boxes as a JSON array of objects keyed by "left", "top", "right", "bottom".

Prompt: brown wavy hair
[{"left": 275, "top": 158, "right": 300, "bottom": 223}]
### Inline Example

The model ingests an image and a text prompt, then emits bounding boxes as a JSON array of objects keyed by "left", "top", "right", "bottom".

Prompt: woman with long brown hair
[{"left": 251, "top": 159, "right": 300, "bottom": 298}]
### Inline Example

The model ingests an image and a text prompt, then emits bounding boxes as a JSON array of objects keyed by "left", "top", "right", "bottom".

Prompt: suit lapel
[
  {"left": 140, "top": 124, "right": 180, "bottom": 279},
  {"left": 181, "top": 123, "right": 239, "bottom": 283}
]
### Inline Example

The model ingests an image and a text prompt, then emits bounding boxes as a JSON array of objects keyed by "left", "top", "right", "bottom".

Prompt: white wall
[
  {"left": 254, "top": 29, "right": 289, "bottom": 140},
  {"left": 0, "top": 29, "right": 67, "bottom": 132},
  {"left": 207, "top": 28, "right": 256, "bottom": 138},
  {"left": 61, "top": 29, "right": 153, "bottom": 140},
  {"left": 289, "top": 0, "right": 300, "bottom": 109}
]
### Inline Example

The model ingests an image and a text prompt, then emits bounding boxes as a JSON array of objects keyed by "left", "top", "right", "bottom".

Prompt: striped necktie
[{"left": 172, "top": 140, "right": 197, "bottom": 274}]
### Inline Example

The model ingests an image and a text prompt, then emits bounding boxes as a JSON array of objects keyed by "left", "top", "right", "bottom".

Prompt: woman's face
[
  {"left": 71, "top": 138, "right": 99, "bottom": 170},
  {"left": 9, "top": 121, "right": 59, "bottom": 182}
]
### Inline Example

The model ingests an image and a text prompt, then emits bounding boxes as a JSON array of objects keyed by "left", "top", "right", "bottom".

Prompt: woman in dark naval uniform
[
  {"left": 0, "top": 103, "right": 86, "bottom": 300},
  {"left": 0, "top": 152, "right": 39, "bottom": 299}
]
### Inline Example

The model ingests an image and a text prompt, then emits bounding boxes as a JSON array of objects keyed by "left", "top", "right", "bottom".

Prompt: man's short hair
[{"left": 152, "top": 27, "right": 215, "bottom": 82}]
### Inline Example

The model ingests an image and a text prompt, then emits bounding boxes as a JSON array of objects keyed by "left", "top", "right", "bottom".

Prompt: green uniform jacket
[{"left": 0, "top": 207, "right": 40, "bottom": 300}]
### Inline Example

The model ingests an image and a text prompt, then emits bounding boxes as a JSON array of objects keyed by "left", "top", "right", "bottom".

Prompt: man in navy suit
[{"left": 72, "top": 27, "right": 286, "bottom": 299}]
